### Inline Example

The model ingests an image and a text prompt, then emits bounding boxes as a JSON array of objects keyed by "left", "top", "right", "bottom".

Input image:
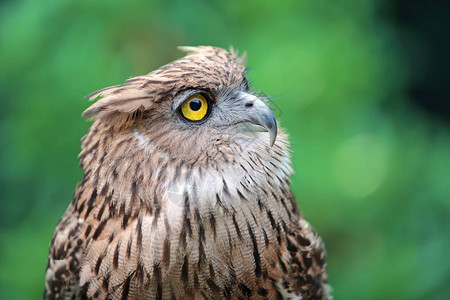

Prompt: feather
[{"left": 45, "top": 46, "right": 329, "bottom": 300}]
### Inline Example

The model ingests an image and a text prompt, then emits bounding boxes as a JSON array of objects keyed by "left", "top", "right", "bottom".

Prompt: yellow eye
[{"left": 180, "top": 93, "right": 209, "bottom": 122}]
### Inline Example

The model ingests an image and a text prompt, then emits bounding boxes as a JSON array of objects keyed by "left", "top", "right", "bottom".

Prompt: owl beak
[{"left": 238, "top": 92, "right": 278, "bottom": 147}]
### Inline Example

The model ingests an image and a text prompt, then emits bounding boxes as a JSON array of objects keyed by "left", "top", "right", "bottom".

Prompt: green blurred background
[{"left": 1, "top": 0, "right": 449, "bottom": 299}]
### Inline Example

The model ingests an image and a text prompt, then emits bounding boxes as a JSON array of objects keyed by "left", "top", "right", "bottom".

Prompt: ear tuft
[{"left": 82, "top": 79, "right": 156, "bottom": 123}]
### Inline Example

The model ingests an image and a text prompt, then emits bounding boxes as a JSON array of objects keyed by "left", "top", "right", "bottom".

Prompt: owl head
[{"left": 83, "top": 46, "right": 280, "bottom": 165}]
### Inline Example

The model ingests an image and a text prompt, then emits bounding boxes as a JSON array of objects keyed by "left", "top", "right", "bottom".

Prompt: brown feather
[{"left": 45, "top": 46, "right": 329, "bottom": 300}]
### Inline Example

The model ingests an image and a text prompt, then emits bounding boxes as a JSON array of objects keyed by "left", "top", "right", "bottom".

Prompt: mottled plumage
[{"left": 45, "top": 46, "right": 329, "bottom": 300}]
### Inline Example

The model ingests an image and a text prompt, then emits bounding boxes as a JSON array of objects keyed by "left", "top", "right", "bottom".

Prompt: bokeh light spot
[{"left": 333, "top": 134, "right": 388, "bottom": 199}]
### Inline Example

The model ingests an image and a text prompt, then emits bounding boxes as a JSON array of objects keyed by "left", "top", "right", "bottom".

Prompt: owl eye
[{"left": 180, "top": 93, "right": 209, "bottom": 122}]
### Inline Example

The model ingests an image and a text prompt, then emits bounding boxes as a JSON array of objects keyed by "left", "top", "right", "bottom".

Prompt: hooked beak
[{"left": 237, "top": 92, "right": 278, "bottom": 147}]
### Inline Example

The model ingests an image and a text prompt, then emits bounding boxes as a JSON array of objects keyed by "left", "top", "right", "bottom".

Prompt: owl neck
[{"left": 76, "top": 121, "right": 295, "bottom": 226}]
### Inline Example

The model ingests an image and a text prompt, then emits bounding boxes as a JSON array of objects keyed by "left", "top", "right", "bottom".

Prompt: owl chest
[
  {"left": 129, "top": 200, "right": 285, "bottom": 299},
  {"left": 81, "top": 169, "right": 290, "bottom": 298}
]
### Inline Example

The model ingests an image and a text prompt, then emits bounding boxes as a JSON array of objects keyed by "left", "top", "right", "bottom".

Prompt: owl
[{"left": 45, "top": 46, "right": 329, "bottom": 300}]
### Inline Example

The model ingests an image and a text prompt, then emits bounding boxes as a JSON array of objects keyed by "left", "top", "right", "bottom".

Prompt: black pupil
[{"left": 189, "top": 99, "right": 202, "bottom": 111}]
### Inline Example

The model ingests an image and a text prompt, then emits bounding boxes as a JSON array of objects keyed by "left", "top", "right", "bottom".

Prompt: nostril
[{"left": 245, "top": 102, "right": 254, "bottom": 108}]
